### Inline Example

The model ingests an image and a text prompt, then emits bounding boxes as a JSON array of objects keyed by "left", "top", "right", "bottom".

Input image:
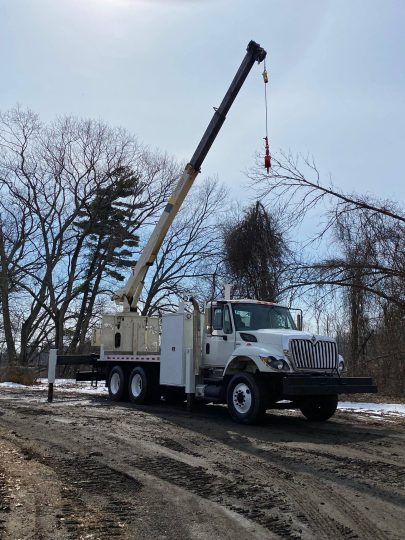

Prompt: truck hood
[{"left": 240, "top": 329, "right": 335, "bottom": 356}]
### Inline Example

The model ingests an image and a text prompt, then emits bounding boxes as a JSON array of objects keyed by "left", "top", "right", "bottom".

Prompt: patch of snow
[
  {"left": 37, "top": 378, "right": 81, "bottom": 385},
  {"left": 0, "top": 382, "right": 27, "bottom": 388},
  {"left": 55, "top": 384, "right": 108, "bottom": 395},
  {"left": 39, "top": 378, "right": 108, "bottom": 394},
  {"left": 1, "top": 378, "right": 107, "bottom": 395},
  {"left": 338, "top": 401, "right": 405, "bottom": 416}
]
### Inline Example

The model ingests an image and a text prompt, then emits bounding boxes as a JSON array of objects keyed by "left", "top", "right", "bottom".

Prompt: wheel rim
[
  {"left": 110, "top": 372, "right": 121, "bottom": 395},
  {"left": 131, "top": 373, "right": 143, "bottom": 398},
  {"left": 232, "top": 382, "right": 252, "bottom": 414}
]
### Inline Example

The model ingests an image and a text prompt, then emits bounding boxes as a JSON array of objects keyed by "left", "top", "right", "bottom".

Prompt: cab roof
[{"left": 209, "top": 299, "right": 288, "bottom": 309}]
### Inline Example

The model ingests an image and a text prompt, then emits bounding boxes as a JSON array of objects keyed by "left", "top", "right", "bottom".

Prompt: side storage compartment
[{"left": 160, "top": 312, "right": 193, "bottom": 387}]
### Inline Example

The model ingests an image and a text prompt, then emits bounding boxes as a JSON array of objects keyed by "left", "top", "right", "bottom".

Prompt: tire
[
  {"left": 108, "top": 366, "right": 127, "bottom": 402},
  {"left": 299, "top": 394, "right": 338, "bottom": 421},
  {"left": 128, "top": 366, "right": 160, "bottom": 404},
  {"left": 226, "top": 372, "right": 266, "bottom": 424}
]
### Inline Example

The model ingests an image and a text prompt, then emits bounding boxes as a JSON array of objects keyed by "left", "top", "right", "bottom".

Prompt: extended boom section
[{"left": 114, "top": 40, "right": 267, "bottom": 311}]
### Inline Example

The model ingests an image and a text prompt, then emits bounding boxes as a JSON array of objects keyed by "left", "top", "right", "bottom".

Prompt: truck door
[{"left": 204, "top": 304, "right": 236, "bottom": 367}]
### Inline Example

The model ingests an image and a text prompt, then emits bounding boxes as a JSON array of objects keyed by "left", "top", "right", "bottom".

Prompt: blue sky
[{"left": 1, "top": 0, "right": 404, "bottom": 213}]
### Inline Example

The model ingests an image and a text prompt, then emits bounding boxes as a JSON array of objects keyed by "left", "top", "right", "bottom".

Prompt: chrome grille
[{"left": 290, "top": 339, "right": 337, "bottom": 370}]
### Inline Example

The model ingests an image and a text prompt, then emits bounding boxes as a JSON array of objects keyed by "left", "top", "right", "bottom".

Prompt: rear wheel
[
  {"left": 128, "top": 366, "right": 160, "bottom": 404},
  {"left": 299, "top": 394, "right": 338, "bottom": 421},
  {"left": 108, "top": 366, "right": 127, "bottom": 402},
  {"left": 227, "top": 372, "right": 266, "bottom": 424}
]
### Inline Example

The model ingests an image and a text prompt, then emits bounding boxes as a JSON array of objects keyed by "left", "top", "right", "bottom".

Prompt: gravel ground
[{"left": 0, "top": 386, "right": 404, "bottom": 539}]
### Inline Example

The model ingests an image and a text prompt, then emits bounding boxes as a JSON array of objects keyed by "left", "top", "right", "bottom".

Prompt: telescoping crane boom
[{"left": 114, "top": 40, "right": 267, "bottom": 312}]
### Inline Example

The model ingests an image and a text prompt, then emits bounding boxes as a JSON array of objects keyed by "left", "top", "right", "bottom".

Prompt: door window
[
  {"left": 223, "top": 306, "right": 233, "bottom": 334},
  {"left": 212, "top": 305, "right": 233, "bottom": 334}
]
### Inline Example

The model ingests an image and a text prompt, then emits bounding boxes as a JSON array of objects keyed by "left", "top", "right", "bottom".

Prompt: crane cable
[{"left": 262, "top": 59, "right": 271, "bottom": 173}]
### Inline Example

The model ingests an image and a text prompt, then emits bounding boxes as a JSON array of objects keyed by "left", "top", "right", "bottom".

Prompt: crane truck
[{"left": 61, "top": 40, "right": 376, "bottom": 424}]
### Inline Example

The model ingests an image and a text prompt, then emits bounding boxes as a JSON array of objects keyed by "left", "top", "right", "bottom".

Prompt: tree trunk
[
  {"left": 0, "top": 227, "right": 18, "bottom": 365},
  {"left": 54, "top": 310, "right": 64, "bottom": 352},
  {"left": 78, "top": 270, "right": 104, "bottom": 352},
  {"left": 0, "top": 277, "right": 18, "bottom": 365},
  {"left": 349, "top": 271, "right": 364, "bottom": 376}
]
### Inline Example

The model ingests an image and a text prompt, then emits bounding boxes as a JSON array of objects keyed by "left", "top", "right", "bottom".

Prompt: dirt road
[{"left": 0, "top": 387, "right": 404, "bottom": 540}]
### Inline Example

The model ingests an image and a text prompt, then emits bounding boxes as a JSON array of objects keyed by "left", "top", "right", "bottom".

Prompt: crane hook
[{"left": 264, "top": 136, "right": 271, "bottom": 173}]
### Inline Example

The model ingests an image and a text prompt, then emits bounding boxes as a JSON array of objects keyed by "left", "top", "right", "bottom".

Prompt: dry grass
[
  {"left": 0, "top": 366, "right": 38, "bottom": 386},
  {"left": 340, "top": 392, "right": 405, "bottom": 404}
]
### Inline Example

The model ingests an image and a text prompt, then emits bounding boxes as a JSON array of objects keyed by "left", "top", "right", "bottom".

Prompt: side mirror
[{"left": 296, "top": 313, "right": 302, "bottom": 331}]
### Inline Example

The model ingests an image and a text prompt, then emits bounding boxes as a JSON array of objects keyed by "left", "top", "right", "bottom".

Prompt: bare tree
[
  {"left": 0, "top": 106, "right": 181, "bottom": 360},
  {"left": 249, "top": 151, "right": 405, "bottom": 394},
  {"left": 0, "top": 108, "right": 45, "bottom": 364},
  {"left": 248, "top": 151, "right": 405, "bottom": 230}
]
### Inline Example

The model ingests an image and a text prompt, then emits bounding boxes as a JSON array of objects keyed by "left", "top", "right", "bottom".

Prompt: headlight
[
  {"left": 338, "top": 355, "right": 345, "bottom": 372},
  {"left": 260, "top": 355, "right": 290, "bottom": 371}
]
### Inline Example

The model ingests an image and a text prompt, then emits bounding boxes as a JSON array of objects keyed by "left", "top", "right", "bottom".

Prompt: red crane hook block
[{"left": 264, "top": 136, "right": 271, "bottom": 173}]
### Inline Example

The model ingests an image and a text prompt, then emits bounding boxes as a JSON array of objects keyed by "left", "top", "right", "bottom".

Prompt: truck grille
[{"left": 290, "top": 339, "right": 337, "bottom": 370}]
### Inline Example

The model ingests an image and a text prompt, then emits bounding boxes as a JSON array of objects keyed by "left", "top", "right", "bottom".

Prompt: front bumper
[{"left": 282, "top": 375, "right": 377, "bottom": 397}]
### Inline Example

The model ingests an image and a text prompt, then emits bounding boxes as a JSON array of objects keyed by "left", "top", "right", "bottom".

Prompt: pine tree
[{"left": 75, "top": 166, "right": 141, "bottom": 282}]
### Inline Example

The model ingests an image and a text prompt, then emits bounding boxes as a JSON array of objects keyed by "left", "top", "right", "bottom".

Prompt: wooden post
[{"left": 47, "top": 349, "right": 57, "bottom": 403}]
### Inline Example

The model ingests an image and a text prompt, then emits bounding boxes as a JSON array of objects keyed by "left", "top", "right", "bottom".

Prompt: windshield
[{"left": 231, "top": 303, "right": 297, "bottom": 331}]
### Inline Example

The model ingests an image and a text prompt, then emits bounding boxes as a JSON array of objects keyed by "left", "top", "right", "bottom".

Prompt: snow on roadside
[
  {"left": 0, "top": 382, "right": 28, "bottom": 389},
  {"left": 38, "top": 378, "right": 108, "bottom": 394},
  {"left": 1, "top": 380, "right": 404, "bottom": 416},
  {"left": 338, "top": 401, "right": 405, "bottom": 417},
  {"left": 50, "top": 383, "right": 108, "bottom": 394},
  {"left": 0, "top": 379, "right": 107, "bottom": 395}
]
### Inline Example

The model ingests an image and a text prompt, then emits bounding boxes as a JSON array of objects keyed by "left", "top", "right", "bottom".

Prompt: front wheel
[
  {"left": 226, "top": 373, "right": 266, "bottom": 424},
  {"left": 299, "top": 394, "right": 338, "bottom": 421}
]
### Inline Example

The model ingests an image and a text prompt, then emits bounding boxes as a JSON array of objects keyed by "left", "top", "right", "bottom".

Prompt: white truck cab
[{"left": 203, "top": 299, "right": 342, "bottom": 375}]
